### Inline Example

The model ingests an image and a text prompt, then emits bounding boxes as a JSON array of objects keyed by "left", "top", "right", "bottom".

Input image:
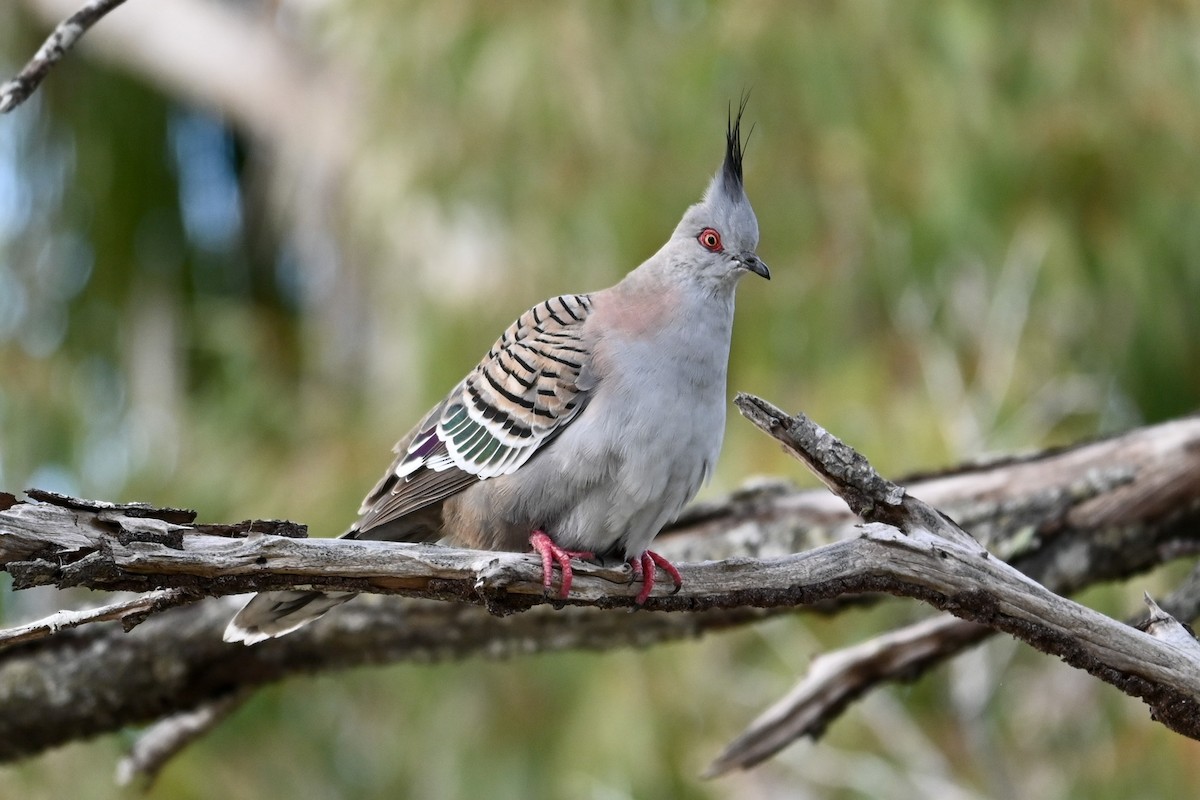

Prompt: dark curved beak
[{"left": 738, "top": 253, "right": 770, "bottom": 280}]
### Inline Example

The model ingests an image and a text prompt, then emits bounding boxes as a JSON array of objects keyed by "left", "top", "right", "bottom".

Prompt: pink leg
[
  {"left": 528, "top": 530, "right": 594, "bottom": 598},
  {"left": 629, "top": 549, "right": 684, "bottom": 605}
]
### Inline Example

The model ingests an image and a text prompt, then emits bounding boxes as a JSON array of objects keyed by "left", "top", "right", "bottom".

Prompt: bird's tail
[{"left": 223, "top": 590, "right": 357, "bottom": 645}]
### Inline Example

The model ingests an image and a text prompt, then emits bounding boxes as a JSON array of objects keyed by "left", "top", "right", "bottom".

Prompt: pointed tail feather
[{"left": 223, "top": 590, "right": 358, "bottom": 645}]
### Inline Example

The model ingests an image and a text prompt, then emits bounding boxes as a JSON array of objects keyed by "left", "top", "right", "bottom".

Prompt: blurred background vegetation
[{"left": 2, "top": 1, "right": 1199, "bottom": 798}]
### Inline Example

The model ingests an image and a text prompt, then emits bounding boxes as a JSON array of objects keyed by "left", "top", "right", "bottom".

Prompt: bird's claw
[
  {"left": 528, "top": 531, "right": 594, "bottom": 598},
  {"left": 629, "top": 550, "right": 683, "bottom": 605}
]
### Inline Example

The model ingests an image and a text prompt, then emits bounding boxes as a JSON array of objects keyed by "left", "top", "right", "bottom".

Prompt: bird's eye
[{"left": 698, "top": 228, "right": 723, "bottom": 252}]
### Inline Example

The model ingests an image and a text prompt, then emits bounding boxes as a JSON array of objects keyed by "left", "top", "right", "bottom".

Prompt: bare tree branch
[
  {"left": 115, "top": 689, "right": 252, "bottom": 789},
  {"left": 0, "top": 588, "right": 198, "bottom": 648},
  {"left": 0, "top": 0, "right": 128, "bottom": 114},
  {"left": 707, "top": 560, "right": 1200, "bottom": 776},
  {"left": 1, "top": 403, "right": 1199, "bottom": 768},
  {"left": 730, "top": 394, "right": 1200, "bottom": 736},
  {"left": 706, "top": 615, "right": 994, "bottom": 778}
]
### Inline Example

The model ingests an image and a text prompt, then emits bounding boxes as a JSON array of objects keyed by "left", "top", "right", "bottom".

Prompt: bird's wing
[{"left": 351, "top": 293, "right": 599, "bottom": 537}]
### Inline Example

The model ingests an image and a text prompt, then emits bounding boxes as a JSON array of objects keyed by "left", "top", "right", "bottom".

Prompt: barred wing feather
[{"left": 353, "top": 294, "right": 596, "bottom": 536}]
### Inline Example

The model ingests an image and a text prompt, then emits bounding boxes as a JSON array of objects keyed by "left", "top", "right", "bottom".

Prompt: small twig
[
  {"left": 1150, "top": 561, "right": 1200, "bottom": 628},
  {"left": 0, "top": 588, "right": 198, "bottom": 648},
  {"left": 1139, "top": 593, "right": 1199, "bottom": 648},
  {"left": 734, "top": 393, "right": 982, "bottom": 549},
  {"left": 0, "top": 0, "right": 130, "bottom": 114},
  {"left": 115, "top": 690, "right": 252, "bottom": 789},
  {"left": 733, "top": 394, "right": 905, "bottom": 515}
]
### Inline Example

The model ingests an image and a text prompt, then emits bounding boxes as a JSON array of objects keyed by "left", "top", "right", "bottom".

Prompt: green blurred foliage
[{"left": 2, "top": 1, "right": 1199, "bottom": 798}]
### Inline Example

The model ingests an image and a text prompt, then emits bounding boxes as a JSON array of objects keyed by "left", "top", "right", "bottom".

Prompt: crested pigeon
[{"left": 225, "top": 103, "right": 769, "bottom": 644}]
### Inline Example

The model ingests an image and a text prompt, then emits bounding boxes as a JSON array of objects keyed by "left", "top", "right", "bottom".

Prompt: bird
[{"left": 224, "top": 101, "right": 769, "bottom": 645}]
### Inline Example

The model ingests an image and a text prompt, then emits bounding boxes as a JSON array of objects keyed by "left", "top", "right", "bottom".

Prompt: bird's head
[{"left": 669, "top": 98, "right": 770, "bottom": 288}]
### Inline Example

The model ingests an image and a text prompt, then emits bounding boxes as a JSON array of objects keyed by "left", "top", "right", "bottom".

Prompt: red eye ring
[{"left": 698, "top": 227, "right": 723, "bottom": 252}]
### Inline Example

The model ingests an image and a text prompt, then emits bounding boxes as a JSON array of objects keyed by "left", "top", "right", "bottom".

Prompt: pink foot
[
  {"left": 628, "top": 550, "right": 684, "bottom": 605},
  {"left": 529, "top": 530, "right": 594, "bottom": 598}
]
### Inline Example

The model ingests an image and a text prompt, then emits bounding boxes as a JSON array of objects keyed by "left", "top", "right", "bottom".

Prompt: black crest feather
[{"left": 723, "top": 92, "right": 752, "bottom": 193}]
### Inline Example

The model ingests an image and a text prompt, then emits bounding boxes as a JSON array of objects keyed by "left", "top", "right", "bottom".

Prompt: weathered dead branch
[{"left": 0, "top": 401, "right": 1198, "bottom": 775}]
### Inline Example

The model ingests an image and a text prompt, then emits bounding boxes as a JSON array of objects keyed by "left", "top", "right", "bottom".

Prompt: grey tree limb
[
  {"left": 114, "top": 688, "right": 252, "bottom": 789},
  {"left": 0, "top": 588, "right": 199, "bottom": 648},
  {"left": 0, "top": 0, "right": 128, "bottom": 113},
  {"left": 730, "top": 394, "right": 1200, "bottom": 735},
  {"left": 705, "top": 614, "right": 993, "bottom": 778},
  {"left": 1, "top": 401, "right": 1199, "bottom": 769},
  {"left": 707, "top": 558, "right": 1200, "bottom": 777}
]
